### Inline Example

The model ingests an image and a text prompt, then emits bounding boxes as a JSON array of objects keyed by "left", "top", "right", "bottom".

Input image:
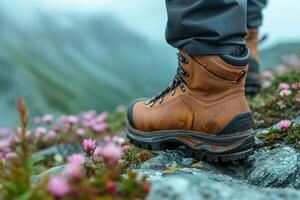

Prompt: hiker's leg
[
  {"left": 247, "top": 0, "right": 268, "bottom": 28},
  {"left": 165, "top": 0, "right": 247, "bottom": 55},
  {"left": 127, "top": 0, "right": 254, "bottom": 162},
  {"left": 245, "top": 0, "right": 268, "bottom": 94}
]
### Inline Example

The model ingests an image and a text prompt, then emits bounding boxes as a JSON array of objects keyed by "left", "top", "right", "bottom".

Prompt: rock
[
  {"left": 140, "top": 150, "right": 185, "bottom": 170},
  {"left": 254, "top": 136, "right": 264, "bottom": 148},
  {"left": 135, "top": 147, "right": 300, "bottom": 189},
  {"left": 246, "top": 147, "right": 300, "bottom": 188},
  {"left": 32, "top": 165, "right": 66, "bottom": 184},
  {"left": 147, "top": 175, "right": 300, "bottom": 200},
  {"left": 33, "top": 143, "right": 82, "bottom": 159}
]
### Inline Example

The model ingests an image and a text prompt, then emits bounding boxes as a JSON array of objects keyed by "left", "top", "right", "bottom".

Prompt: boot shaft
[
  {"left": 246, "top": 28, "right": 259, "bottom": 62},
  {"left": 179, "top": 50, "right": 249, "bottom": 102}
]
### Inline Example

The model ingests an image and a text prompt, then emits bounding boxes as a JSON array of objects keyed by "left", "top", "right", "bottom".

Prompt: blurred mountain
[
  {"left": 1, "top": 3, "right": 299, "bottom": 127},
  {"left": 260, "top": 42, "right": 300, "bottom": 70},
  {"left": 0, "top": 11, "right": 176, "bottom": 126}
]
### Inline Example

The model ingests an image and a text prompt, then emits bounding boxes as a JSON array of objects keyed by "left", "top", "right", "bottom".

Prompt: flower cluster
[
  {"left": 265, "top": 119, "right": 300, "bottom": 148},
  {"left": 276, "top": 82, "right": 300, "bottom": 109},
  {"left": 278, "top": 120, "right": 292, "bottom": 130},
  {"left": 33, "top": 110, "right": 109, "bottom": 142},
  {"left": 45, "top": 138, "right": 149, "bottom": 199},
  {"left": 261, "top": 70, "right": 273, "bottom": 88},
  {"left": 0, "top": 110, "right": 114, "bottom": 162},
  {"left": 0, "top": 100, "right": 149, "bottom": 200}
]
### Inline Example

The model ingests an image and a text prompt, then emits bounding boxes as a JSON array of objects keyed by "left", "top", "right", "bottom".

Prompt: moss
[
  {"left": 264, "top": 122, "right": 300, "bottom": 149},
  {"left": 249, "top": 70, "right": 300, "bottom": 128}
]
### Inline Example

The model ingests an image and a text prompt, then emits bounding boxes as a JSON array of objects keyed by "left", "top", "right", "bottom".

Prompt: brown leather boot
[
  {"left": 126, "top": 49, "right": 254, "bottom": 162},
  {"left": 245, "top": 28, "right": 261, "bottom": 95}
]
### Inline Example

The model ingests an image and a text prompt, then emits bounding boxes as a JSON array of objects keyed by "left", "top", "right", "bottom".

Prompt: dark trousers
[{"left": 165, "top": 0, "right": 267, "bottom": 55}]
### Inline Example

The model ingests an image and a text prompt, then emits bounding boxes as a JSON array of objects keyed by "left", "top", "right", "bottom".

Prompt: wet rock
[
  {"left": 246, "top": 147, "right": 300, "bottom": 188},
  {"left": 147, "top": 175, "right": 300, "bottom": 200}
]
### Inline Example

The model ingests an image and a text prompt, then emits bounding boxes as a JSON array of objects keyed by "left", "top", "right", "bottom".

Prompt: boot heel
[{"left": 184, "top": 132, "right": 255, "bottom": 162}]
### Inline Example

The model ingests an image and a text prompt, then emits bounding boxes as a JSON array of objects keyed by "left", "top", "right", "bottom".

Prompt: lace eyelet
[
  {"left": 150, "top": 101, "right": 155, "bottom": 107},
  {"left": 171, "top": 90, "right": 176, "bottom": 96},
  {"left": 159, "top": 98, "right": 164, "bottom": 104}
]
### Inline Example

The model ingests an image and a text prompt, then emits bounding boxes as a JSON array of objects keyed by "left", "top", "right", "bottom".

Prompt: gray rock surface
[
  {"left": 136, "top": 147, "right": 300, "bottom": 189},
  {"left": 32, "top": 165, "right": 66, "bottom": 184},
  {"left": 133, "top": 146, "right": 300, "bottom": 200},
  {"left": 33, "top": 143, "right": 82, "bottom": 159},
  {"left": 246, "top": 147, "right": 300, "bottom": 188},
  {"left": 147, "top": 175, "right": 300, "bottom": 200}
]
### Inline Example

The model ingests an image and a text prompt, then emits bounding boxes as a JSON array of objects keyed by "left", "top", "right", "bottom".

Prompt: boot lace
[{"left": 145, "top": 53, "right": 190, "bottom": 106}]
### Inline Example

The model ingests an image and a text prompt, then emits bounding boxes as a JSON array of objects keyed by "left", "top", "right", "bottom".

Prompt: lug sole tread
[{"left": 126, "top": 127, "right": 254, "bottom": 163}]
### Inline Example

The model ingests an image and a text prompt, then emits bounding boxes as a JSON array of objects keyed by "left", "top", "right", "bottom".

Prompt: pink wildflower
[
  {"left": 64, "top": 164, "right": 82, "bottom": 179},
  {"left": 67, "top": 154, "right": 85, "bottom": 165},
  {"left": 43, "top": 114, "right": 53, "bottom": 123},
  {"left": 98, "top": 144, "right": 123, "bottom": 166},
  {"left": 47, "top": 176, "right": 70, "bottom": 197},
  {"left": 13, "top": 129, "right": 31, "bottom": 144},
  {"left": 278, "top": 120, "right": 291, "bottom": 130},
  {"left": 81, "top": 110, "right": 97, "bottom": 120},
  {"left": 5, "top": 152, "right": 18, "bottom": 160},
  {"left": 93, "top": 146, "right": 102, "bottom": 156},
  {"left": 91, "top": 122, "right": 108, "bottom": 133},
  {"left": 64, "top": 123, "right": 71, "bottom": 133},
  {"left": 51, "top": 125, "right": 59, "bottom": 132},
  {"left": 276, "top": 64, "right": 288, "bottom": 74},
  {"left": 35, "top": 126, "right": 47, "bottom": 139},
  {"left": 296, "top": 94, "right": 300, "bottom": 103},
  {"left": 103, "top": 135, "right": 112, "bottom": 143},
  {"left": 0, "top": 129, "right": 10, "bottom": 137},
  {"left": 32, "top": 117, "right": 41, "bottom": 125},
  {"left": 262, "top": 70, "right": 273, "bottom": 79},
  {"left": 262, "top": 80, "right": 271, "bottom": 88},
  {"left": 277, "top": 100, "right": 286, "bottom": 109},
  {"left": 47, "top": 130, "right": 56, "bottom": 139},
  {"left": 57, "top": 115, "right": 68, "bottom": 125},
  {"left": 0, "top": 138, "right": 11, "bottom": 150},
  {"left": 291, "top": 82, "right": 300, "bottom": 89},
  {"left": 76, "top": 128, "right": 85, "bottom": 136},
  {"left": 95, "top": 112, "right": 109, "bottom": 123},
  {"left": 279, "top": 89, "right": 291, "bottom": 97},
  {"left": 278, "top": 83, "right": 290, "bottom": 91},
  {"left": 103, "top": 135, "right": 125, "bottom": 145},
  {"left": 82, "top": 138, "right": 97, "bottom": 155},
  {"left": 67, "top": 115, "right": 79, "bottom": 124}
]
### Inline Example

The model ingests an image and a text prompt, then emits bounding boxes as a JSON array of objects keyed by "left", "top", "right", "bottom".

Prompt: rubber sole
[{"left": 126, "top": 124, "right": 255, "bottom": 163}]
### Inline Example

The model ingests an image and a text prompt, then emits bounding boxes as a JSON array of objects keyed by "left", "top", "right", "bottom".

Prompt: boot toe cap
[{"left": 127, "top": 98, "right": 148, "bottom": 129}]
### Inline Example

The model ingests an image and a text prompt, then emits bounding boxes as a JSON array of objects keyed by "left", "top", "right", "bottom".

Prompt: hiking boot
[
  {"left": 126, "top": 49, "right": 255, "bottom": 162},
  {"left": 245, "top": 28, "right": 261, "bottom": 95}
]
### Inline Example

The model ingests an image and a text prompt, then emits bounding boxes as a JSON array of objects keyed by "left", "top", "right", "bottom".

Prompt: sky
[{"left": 3, "top": 0, "right": 300, "bottom": 48}]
